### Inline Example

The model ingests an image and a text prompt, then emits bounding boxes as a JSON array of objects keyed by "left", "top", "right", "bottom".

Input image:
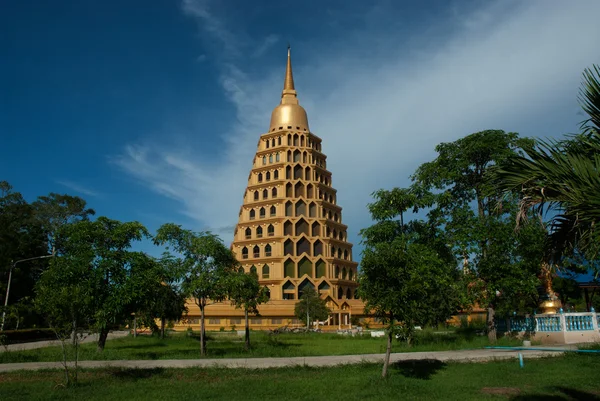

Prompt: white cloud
[
  {"left": 181, "top": 0, "right": 240, "bottom": 58},
  {"left": 56, "top": 180, "right": 99, "bottom": 198},
  {"left": 253, "top": 34, "right": 280, "bottom": 58},
  {"left": 113, "top": 0, "right": 600, "bottom": 249}
]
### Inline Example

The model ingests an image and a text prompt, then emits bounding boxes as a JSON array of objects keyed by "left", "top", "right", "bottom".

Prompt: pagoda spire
[
  {"left": 269, "top": 46, "right": 308, "bottom": 130},
  {"left": 284, "top": 45, "right": 295, "bottom": 91}
]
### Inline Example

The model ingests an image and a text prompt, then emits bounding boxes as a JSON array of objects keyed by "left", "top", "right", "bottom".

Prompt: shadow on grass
[
  {"left": 0, "top": 353, "right": 46, "bottom": 363},
  {"left": 392, "top": 359, "right": 446, "bottom": 380},
  {"left": 509, "top": 386, "right": 600, "bottom": 401},
  {"left": 112, "top": 342, "right": 170, "bottom": 350},
  {"left": 109, "top": 368, "right": 168, "bottom": 380},
  {"left": 554, "top": 386, "right": 600, "bottom": 400},
  {"left": 129, "top": 350, "right": 198, "bottom": 360}
]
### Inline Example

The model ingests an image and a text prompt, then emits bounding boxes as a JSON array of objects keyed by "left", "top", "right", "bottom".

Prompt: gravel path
[{"left": 0, "top": 347, "right": 573, "bottom": 373}]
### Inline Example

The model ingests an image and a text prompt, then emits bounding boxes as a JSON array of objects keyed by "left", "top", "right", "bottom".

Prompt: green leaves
[
  {"left": 493, "top": 66, "right": 600, "bottom": 266},
  {"left": 155, "top": 225, "right": 236, "bottom": 304},
  {"left": 35, "top": 216, "right": 159, "bottom": 349},
  {"left": 32, "top": 192, "right": 95, "bottom": 254},
  {"left": 228, "top": 270, "right": 268, "bottom": 315},
  {"left": 294, "top": 287, "right": 330, "bottom": 325},
  {"left": 155, "top": 224, "right": 237, "bottom": 355},
  {"left": 578, "top": 64, "right": 600, "bottom": 133}
]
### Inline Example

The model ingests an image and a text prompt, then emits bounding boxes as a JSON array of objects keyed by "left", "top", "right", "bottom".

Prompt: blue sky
[{"left": 2, "top": 0, "right": 600, "bottom": 259}]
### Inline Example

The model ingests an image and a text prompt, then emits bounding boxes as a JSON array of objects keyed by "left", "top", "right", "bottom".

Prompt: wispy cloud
[
  {"left": 113, "top": 0, "right": 600, "bottom": 248},
  {"left": 253, "top": 34, "right": 279, "bottom": 58},
  {"left": 56, "top": 180, "right": 100, "bottom": 198},
  {"left": 181, "top": 0, "right": 241, "bottom": 59}
]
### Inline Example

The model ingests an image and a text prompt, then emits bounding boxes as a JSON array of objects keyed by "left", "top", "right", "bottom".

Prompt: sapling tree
[
  {"left": 294, "top": 287, "right": 330, "bottom": 331},
  {"left": 228, "top": 269, "right": 269, "bottom": 350},
  {"left": 359, "top": 187, "right": 461, "bottom": 378},
  {"left": 36, "top": 255, "right": 93, "bottom": 386},
  {"left": 154, "top": 223, "right": 237, "bottom": 356}
]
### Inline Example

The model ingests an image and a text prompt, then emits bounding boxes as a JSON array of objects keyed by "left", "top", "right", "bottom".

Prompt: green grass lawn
[
  {"left": 0, "top": 329, "right": 524, "bottom": 363},
  {"left": 0, "top": 354, "right": 598, "bottom": 400}
]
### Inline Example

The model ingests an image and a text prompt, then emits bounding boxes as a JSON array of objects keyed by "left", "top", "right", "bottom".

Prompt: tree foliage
[
  {"left": 154, "top": 223, "right": 236, "bottom": 356},
  {"left": 35, "top": 254, "right": 94, "bottom": 385},
  {"left": 0, "top": 183, "right": 95, "bottom": 329},
  {"left": 0, "top": 182, "right": 47, "bottom": 326},
  {"left": 32, "top": 192, "right": 95, "bottom": 255},
  {"left": 228, "top": 269, "right": 269, "bottom": 349},
  {"left": 41, "top": 216, "right": 156, "bottom": 351},
  {"left": 358, "top": 187, "right": 461, "bottom": 377},
  {"left": 294, "top": 287, "right": 330, "bottom": 329},
  {"left": 410, "top": 130, "right": 545, "bottom": 340},
  {"left": 133, "top": 254, "right": 187, "bottom": 339},
  {"left": 493, "top": 66, "right": 600, "bottom": 272}
]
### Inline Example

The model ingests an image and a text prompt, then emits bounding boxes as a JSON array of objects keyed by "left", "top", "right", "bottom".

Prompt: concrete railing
[{"left": 501, "top": 310, "right": 600, "bottom": 344}]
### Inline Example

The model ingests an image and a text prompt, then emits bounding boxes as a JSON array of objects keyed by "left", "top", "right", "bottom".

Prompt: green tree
[
  {"left": 154, "top": 224, "right": 236, "bottom": 356},
  {"left": 494, "top": 65, "right": 600, "bottom": 275},
  {"left": 294, "top": 287, "right": 330, "bottom": 331},
  {"left": 36, "top": 254, "right": 94, "bottom": 385},
  {"left": 358, "top": 188, "right": 461, "bottom": 377},
  {"left": 53, "top": 216, "right": 156, "bottom": 351},
  {"left": 32, "top": 192, "right": 95, "bottom": 255},
  {"left": 0, "top": 182, "right": 48, "bottom": 328},
  {"left": 411, "top": 130, "right": 542, "bottom": 341},
  {"left": 134, "top": 255, "right": 187, "bottom": 339},
  {"left": 228, "top": 269, "right": 269, "bottom": 350},
  {"left": 359, "top": 237, "right": 457, "bottom": 377}
]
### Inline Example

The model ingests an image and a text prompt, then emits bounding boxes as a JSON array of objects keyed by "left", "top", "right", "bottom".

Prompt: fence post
[{"left": 559, "top": 308, "right": 565, "bottom": 332}]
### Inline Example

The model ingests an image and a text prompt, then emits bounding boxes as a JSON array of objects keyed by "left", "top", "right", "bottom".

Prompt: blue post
[{"left": 518, "top": 353, "right": 524, "bottom": 368}]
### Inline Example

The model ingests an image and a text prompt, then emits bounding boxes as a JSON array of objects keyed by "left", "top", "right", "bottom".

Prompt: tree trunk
[
  {"left": 244, "top": 309, "right": 250, "bottom": 351},
  {"left": 74, "top": 329, "right": 79, "bottom": 384},
  {"left": 306, "top": 304, "right": 310, "bottom": 332},
  {"left": 487, "top": 306, "right": 497, "bottom": 343},
  {"left": 97, "top": 327, "right": 109, "bottom": 352},
  {"left": 58, "top": 336, "right": 70, "bottom": 387},
  {"left": 133, "top": 315, "right": 137, "bottom": 338},
  {"left": 71, "top": 319, "right": 77, "bottom": 347},
  {"left": 200, "top": 304, "right": 206, "bottom": 356},
  {"left": 161, "top": 317, "right": 166, "bottom": 339},
  {"left": 382, "top": 329, "right": 393, "bottom": 378}
]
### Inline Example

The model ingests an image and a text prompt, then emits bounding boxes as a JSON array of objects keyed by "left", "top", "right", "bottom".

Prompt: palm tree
[{"left": 493, "top": 65, "right": 600, "bottom": 300}]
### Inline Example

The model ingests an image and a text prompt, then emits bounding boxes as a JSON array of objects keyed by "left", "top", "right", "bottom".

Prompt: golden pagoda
[{"left": 177, "top": 48, "right": 362, "bottom": 331}]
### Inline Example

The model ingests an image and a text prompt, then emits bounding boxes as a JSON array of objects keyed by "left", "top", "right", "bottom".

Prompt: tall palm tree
[{"left": 493, "top": 65, "right": 600, "bottom": 293}]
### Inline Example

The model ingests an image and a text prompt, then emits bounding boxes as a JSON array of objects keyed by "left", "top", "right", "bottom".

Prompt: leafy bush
[{"left": 1, "top": 328, "right": 56, "bottom": 344}]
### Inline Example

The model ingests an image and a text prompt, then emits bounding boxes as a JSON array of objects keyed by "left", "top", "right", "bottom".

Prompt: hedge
[{"left": 0, "top": 328, "right": 57, "bottom": 344}]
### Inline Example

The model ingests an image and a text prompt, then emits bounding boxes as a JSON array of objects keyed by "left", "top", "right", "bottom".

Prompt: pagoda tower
[{"left": 231, "top": 48, "right": 359, "bottom": 322}]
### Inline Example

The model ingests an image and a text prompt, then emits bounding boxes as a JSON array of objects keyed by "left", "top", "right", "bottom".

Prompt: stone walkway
[
  {"left": 0, "top": 347, "right": 573, "bottom": 373},
  {"left": 0, "top": 331, "right": 130, "bottom": 352}
]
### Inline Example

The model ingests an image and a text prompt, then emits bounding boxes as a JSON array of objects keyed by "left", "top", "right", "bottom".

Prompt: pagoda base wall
[{"left": 170, "top": 298, "right": 373, "bottom": 331}]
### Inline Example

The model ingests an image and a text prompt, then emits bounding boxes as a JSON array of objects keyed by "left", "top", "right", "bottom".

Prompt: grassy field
[
  {"left": 0, "top": 354, "right": 598, "bottom": 400},
  {"left": 0, "top": 329, "right": 524, "bottom": 363}
]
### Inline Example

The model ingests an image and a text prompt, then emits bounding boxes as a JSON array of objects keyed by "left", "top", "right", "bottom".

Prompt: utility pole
[{"left": 1, "top": 254, "right": 54, "bottom": 331}]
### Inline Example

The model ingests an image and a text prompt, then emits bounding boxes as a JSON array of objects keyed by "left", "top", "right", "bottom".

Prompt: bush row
[{"left": 0, "top": 328, "right": 56, "bottom": 344}]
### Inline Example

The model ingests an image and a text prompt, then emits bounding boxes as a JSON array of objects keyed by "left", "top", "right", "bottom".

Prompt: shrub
[{"left": 1, "top": 328, "right": 56, "bottom": 344}]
